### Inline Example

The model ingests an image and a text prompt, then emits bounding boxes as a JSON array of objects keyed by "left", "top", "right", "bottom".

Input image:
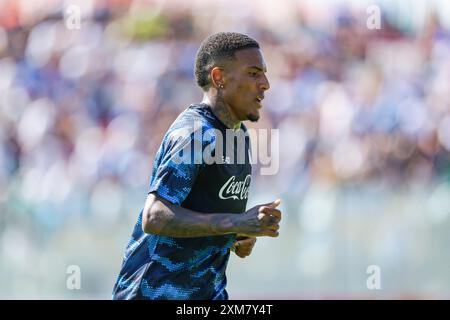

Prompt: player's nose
[{"left": 260, "top": 73, "right": 270, "bottom": 91}]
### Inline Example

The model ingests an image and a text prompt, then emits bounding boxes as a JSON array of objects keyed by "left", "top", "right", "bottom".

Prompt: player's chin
[{"left": 246, "top": 111, "right": 260, "bottom": 122}]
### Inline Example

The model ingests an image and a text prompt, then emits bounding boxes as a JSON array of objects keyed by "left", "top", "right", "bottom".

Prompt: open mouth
[{"left": 255, "top": 96, "right": 264, "bottom": 107}]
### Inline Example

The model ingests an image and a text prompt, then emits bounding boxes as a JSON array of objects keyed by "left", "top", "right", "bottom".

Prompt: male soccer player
[{"left": 112, "top": 32, "right": 282, "bottom": 300}]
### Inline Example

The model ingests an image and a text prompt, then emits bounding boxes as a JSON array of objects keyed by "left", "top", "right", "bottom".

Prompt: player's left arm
[{"left": 231, "top": 234, "right": 257, "bottom": 258}]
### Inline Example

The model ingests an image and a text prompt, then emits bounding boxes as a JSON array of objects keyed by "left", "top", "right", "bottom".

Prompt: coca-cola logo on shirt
[{"left": 218, "top": 175, "right": 251, "bottom": 200}]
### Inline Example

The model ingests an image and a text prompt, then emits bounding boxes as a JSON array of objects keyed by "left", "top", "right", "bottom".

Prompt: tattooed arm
[{"left": 142, "top": 193, "right": 281, "bottom": 238}]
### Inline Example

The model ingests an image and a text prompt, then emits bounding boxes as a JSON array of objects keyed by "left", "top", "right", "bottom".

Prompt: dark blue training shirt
[{"left": 112, "top": 103, "right": 252, "bottom": 300}]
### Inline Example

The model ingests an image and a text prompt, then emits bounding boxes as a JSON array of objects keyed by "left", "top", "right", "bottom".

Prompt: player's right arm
[{"left": 142, "top": 193, "right": 281, "bottom": 238}]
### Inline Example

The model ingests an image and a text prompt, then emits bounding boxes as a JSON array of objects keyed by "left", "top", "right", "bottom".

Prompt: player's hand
[
  {"left": 231, "top": 235, "right": 257, "bottom": 258},
  {"left": 236, "top": 199, "right": 282, "bottom": 237}
]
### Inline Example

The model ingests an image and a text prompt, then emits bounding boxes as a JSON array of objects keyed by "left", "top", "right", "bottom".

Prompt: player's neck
[{"left": 202, "top": 93, "right": 241, "bottom": 130}]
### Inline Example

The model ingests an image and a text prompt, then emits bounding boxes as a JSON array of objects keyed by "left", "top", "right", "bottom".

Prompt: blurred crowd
[{"left": 1, "top": 0, "right": 450, "bottom": 298}]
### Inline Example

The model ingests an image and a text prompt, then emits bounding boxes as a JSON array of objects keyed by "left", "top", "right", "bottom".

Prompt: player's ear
[{"left": 211, "top": 67, "right": 225, "bottom": 89}]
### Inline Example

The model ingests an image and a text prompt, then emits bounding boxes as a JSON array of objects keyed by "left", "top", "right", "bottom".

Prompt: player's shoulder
[
  {"left": 164, "top": 103, "right": 218, "bottom": 146},
  {"left": 171, "top": 103, "right": 217, "bottom": 132}
]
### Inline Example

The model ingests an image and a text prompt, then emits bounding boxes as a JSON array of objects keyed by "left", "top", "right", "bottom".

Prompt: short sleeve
[{"left": 148, "top": 121, "right": 216, "bottom": 205}]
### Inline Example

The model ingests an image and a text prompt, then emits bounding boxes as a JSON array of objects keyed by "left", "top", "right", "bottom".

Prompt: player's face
[{"left": 223, "top": 48, "right": 270, "bottom": 122}]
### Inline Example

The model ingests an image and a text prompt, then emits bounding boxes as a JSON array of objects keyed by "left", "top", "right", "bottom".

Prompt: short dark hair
[{"left": 194, "top": 32, "right": 260, "bottom": 91}]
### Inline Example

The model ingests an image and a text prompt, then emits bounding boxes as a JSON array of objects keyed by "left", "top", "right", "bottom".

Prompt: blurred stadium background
[{"left": 1, "top": 0, "right": 450, "bottom": 299}]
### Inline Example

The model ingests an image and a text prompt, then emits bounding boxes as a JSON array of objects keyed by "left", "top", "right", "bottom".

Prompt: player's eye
[{"left": 249, "top": 71, "right": 258, "bottom": 77}]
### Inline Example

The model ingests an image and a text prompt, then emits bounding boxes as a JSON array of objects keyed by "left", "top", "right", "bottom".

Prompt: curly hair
[{"left": 194, "top": 32, "right": 260, "bottom": 91}]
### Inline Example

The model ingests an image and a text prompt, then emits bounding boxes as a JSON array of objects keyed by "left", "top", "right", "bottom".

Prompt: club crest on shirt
[{"left": 218, "top": 175, "right": 251, "bottom": 200}]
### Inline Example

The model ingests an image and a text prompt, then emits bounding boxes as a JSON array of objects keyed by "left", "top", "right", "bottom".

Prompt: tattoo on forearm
[{"left": 158, "top": 206, "right": 236, "bottom": 238}]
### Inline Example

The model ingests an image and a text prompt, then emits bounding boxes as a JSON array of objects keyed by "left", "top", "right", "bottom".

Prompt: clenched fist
[
  {"left": 235, "top": 199, "right": 282, "bottom": 238},
  {"left": 231, "top": 235, "right": 257, "bottom": 258}
]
